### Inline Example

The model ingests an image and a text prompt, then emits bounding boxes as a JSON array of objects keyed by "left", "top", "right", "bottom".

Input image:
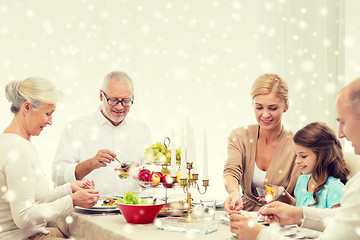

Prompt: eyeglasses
[{"left": 101, "top": 90, "right": 134, "bottom": 107}]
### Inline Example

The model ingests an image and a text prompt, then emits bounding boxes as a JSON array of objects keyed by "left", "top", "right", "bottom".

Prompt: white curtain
[{"left": 258, "top": 0, "right": 345, "bottom": 131}]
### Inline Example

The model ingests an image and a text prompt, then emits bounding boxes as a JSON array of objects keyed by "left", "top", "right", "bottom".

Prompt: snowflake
[
  {"left": 0, "top": 26, "right": 8, "bottom": 35},
  {"left": 299, "top": 115, "right": 307, "bottom": 122},
  {"left": 42, "top": 20, "right": 54, "bottom": 34},
  {"left": 99, "top": 11, "right": 108, "bottom": 18},
  {"left": 323, "top": 38, "right": 331, "bottom": 47},
  {"left": 247, "top": 219, "right": 255, "bottom": 228},
  {"left": 355, "top": 227, "right": 360, "bottom": 236},
  {"left": 264, "top": 2, "right": 273, "bottom": 11},
  {"left": 66, "top": 216, "right": 73, "bottom": 224},
  {"left": 319, "top": 7, "right": 328, "bottom": 16},
  {"left": 123, "top": 223, "right": 134, "bottom": 233},
  {"left": 302, "top": 60, "right": 314, "bottom": 72},
  {"left": 298, "top": 20, "right": 308, "bottom": 30},
  {"left": 0, "top": 5, "right": 8, "bottom": 13},
  {"left": 25, "top": 9, "right": 35, "bottom": 18},
  {"left": 232, "top": 2, "right": 242, "bottom": 9}
]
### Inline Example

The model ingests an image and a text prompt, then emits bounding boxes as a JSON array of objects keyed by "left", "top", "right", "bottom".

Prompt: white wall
[{"left": 0, "top": 0, "right": 357, "bottom": 200}]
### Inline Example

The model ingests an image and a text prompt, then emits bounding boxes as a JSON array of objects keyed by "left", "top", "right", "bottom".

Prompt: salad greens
[{"left": 116, "top": 191, "right": 152, "bottom": 205}]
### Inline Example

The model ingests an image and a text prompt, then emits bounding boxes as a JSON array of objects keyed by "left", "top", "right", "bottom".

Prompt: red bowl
[{"left": 117, "top": 203, "right": 165, "bottom": 224}]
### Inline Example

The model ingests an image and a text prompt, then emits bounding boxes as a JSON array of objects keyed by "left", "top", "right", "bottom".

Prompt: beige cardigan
[{"left": 224, "top": 124, "right": 301, "bottom": 211}]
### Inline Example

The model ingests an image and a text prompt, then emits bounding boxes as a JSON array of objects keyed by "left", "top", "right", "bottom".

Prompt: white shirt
[
  {"left": 251, "top": 162, "right": 267, "bottom": 197},
  {"left": 257, "top": 171, "right": 360, "bottom": 240},
  {"left": 0, "top": 134, "right": 73, "bottom": 240},
  {"left": 52, "top": 108, "right": 151, "bottom": 196}
]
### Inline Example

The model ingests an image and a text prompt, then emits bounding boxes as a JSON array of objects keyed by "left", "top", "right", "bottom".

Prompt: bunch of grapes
[{"left": 143, "top": 142, "right": 182, "bottom": 165}]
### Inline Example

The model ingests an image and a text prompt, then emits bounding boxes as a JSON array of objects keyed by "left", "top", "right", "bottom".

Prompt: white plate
[
  {"left": 75, "top": 206, "right": 119, "bottom": 212},
  {"left": 75, "top": 200, "right": 118, "bottom": 212}
]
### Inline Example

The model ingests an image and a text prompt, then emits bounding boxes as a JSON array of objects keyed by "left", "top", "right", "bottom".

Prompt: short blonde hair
[
  {"left": 250, "top": 73, "right": 289, "bottom": 103},
  {"left": 5, "top": 77, "right": 62, "bottom": 113}
]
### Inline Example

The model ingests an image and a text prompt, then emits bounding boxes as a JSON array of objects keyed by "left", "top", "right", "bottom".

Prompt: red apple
[
  {"left": 138, "top": 169, "right": 151, "bottom": 182},
  {"left": 150, "top": 172, "right": 162, "bottom": 187},
  {"left": 161, "top": 173, "right": 174, "bottom": 188}
]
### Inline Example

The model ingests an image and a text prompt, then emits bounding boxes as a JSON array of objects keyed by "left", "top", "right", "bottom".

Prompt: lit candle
[
  {"left": 190, "top": 126, "right": 198, "bottom": 174},
  {"left": 170, "top": 131, "right": 177, "bottom": 177},
  {"left": 203, "top": 130, "right": 208, "bottom": 180},
  {"left": 181, "top": 129, "right": 187, "bottom": 179}
]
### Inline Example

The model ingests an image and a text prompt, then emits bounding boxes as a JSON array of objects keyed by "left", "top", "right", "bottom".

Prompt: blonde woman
[
  {"left": 223, "top": 73, "right": 301, "bottom": 211},
  {"left": 0, "top": 77, "right": 99, "bottom": 239}
]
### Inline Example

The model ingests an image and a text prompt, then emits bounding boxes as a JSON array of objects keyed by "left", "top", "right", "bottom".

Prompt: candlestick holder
[{"left": 179, "top": 162, "right": 209, "bottom": 221}]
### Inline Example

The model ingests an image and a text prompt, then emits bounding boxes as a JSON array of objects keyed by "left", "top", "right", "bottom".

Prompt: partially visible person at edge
[
  {"left": 52, "top": 71, "right": 151, "bottom": 196},
  {"left": 280, "top": 122, "right": 349, "bottom": 208},
  {"left": 229, "top": 77, "right": 360, "bottom": 240},
  {"left": 223, "top": 73, "right": 301, "bottom": 211},
  {"left": 0, "top": 77, "right": 99, "bottom": 240}
]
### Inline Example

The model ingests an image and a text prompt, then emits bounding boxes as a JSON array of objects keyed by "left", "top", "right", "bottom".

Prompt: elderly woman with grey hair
[{"left": 0, "top": 77, "right": 99, "bottom": 239}]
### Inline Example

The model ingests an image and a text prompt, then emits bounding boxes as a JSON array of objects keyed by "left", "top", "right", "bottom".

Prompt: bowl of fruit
[
  {"left": 142, "top": 141, "right": 182, "bottom": 166},
  {"left": 137, "top": 169, "right": 174, "bottom": 188},
  {"left": 116, "top": 191, "right": 165, "bottom": 224}
]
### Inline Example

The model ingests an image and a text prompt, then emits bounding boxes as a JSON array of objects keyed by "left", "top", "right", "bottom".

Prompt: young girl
[{"left": 282, "top": 122, "right": 349, "bottom": 208}]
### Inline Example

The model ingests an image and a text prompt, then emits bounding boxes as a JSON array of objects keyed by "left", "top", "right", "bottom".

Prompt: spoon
[{"left": 114, "top": 157, "right": 121, "bottom": 164}]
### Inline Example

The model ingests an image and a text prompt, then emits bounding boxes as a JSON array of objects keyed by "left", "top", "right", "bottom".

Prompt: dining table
[
  {"left": 54, "top": 207, "right": 321, "bottom": 240},
  {"left": 55, "top": 208, "right": 235, "bottom": 240}
]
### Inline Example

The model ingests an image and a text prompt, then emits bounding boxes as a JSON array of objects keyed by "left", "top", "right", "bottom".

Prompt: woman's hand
[
  {"left": 258, "top": 201, "right": 303, "bottom": 225},
  {"left": 229, "top": 212, "right": 265, "bottom": 240},
  {"left": 224, "top": 192, "right": 243, "bottom": 213},
  {"left": 70, "top": 180, "right": 95, "bottom": 192},
  {"left": 71, "top": 189, "right": 100, "bottom": 209}
]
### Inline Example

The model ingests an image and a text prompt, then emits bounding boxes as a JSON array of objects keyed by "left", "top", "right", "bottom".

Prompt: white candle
[
  {"left": 190, "top": 126, "right": 198, "bottom": 174},
  {"left": 186, "top": 117, "right": 191, "bottom": 163},
  {"left": 170, "top": 133, "right": 177, "bottom": 177},
  {"left": 203, "top": 130, "right": 208, "bottom": 180},
  {"left": 181, "top": 129, "right": 187, "bottom": 179}
]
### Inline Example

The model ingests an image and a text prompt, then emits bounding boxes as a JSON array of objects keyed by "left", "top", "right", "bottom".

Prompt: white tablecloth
[{"left": 55, "top": 210, "right": 234, "bottom": 240}]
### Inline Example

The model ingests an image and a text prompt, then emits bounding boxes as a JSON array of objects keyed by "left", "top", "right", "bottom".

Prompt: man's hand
[
  {"left": 75, "top": 149, "right": 117, "bottom": 180},
  {"left": 229, "top": 212, "right": 265, "bottom": 240},
  {"left": 224, "top": 191, "right": 244, "bottom": 213},
  {"left": 89, "top": 149, "right": 117, "bottom": 169},
  {"left": 259, "top": 201, "right": 304, "bottom": 225}
]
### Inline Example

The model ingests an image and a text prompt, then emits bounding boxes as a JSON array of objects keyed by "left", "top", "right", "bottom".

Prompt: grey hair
[
  {"left": 342, "top": 77, "right": 360, "bottom": 118},
  {"left": 101, "top": 71, "right": 134, "bottom": 94},
  {"left": 5, "top": 77, "right": 62, "bottom": 113},
  {"left": 348, "top": 89, "right": 360, "bottom": 118}
]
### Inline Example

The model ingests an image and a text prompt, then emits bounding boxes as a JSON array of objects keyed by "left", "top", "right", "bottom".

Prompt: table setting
[{"left": 56, "top": 120, "right": 321, "bottom": 239}]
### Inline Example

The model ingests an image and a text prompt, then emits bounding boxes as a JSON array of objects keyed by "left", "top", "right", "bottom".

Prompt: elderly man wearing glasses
[{"left": 52, "top": 71, "right": 151, "bottom": 196}]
